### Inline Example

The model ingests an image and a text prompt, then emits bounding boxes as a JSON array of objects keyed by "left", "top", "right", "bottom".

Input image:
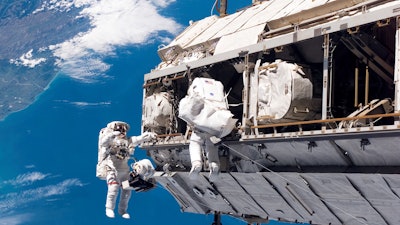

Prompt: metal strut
[
  {"left": 328, "top": 37, "right": 337, "bottom": 120},
  {"left": 395, "top": 16, "right": 400, "bottom": 124},
  {"left": 217, "top": 0, "right": 227, "bottom": 17},
  {"left": 212, "top": 212, "right": 222, "bottom": 225},
  {"left": 322, "top": 33, "right": 330, "bottom": 125}
]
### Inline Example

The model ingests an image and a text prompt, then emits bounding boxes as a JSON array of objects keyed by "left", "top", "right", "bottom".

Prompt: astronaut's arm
[
  {"left": 130, "top": 132, "right": 157, "bottom": 147},
  {"left": 99, "top": 131, "right": 121, "bottom": 147}
]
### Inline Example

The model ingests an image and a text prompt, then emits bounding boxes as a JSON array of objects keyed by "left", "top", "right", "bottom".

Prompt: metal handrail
[{"left": 251, "top": 112, "right": 400, "bottom": 129}]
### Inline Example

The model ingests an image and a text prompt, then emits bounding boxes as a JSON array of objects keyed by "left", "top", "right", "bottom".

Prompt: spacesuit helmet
[{"left": 107, "top": 121, "right": 130, "bottom": 133}]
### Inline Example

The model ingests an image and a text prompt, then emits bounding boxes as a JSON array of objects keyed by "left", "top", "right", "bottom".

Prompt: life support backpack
[
  {"left": 178, "top": 77, "right": 237, "bottom": 138},
  {"left": 96, "top": 127, "right": 111, "bottom": 179}
]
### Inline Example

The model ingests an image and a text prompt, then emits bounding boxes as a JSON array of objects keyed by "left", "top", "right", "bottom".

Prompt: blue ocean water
[{"left": 1, "top": 46, "right": 135, "bottom": 221}]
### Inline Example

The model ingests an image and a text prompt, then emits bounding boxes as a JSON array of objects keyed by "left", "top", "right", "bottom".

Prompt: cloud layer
[
  {"left": 10, "top": 0, "right": 181, "bottom": 82},
  {"left": 3, "top": 171, "right": 50, "bottom": 187},
  {"left": 0, "top": 171, "right": 84, "bottom": 224},
  {"left": 55, "top": 99, "right": 112, "bottom": 107},
  {"left": 60, "top": 0, "right": 180, "bottom": 81}
]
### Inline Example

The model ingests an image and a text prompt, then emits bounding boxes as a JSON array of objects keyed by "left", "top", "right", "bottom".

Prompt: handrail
[
  {"left": 156, "top": 133, "right": 183, "bottom": 138},
  {"left": 143, "top": 79, "right": 161, "bottom": 88},
  {"left": 251, "top": 112, "right": 400, "bottom": 129},
  {"left": 143, "top": 72, "right": 186, "bottom": 88}
]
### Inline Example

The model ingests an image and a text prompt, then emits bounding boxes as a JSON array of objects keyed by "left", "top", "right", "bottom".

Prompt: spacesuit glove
[
  {"left": 140, "top": 132, "right": 157, "bottom": 142},
  {"left": 111, "top": 131, "right": 121, "bottom": 136}
]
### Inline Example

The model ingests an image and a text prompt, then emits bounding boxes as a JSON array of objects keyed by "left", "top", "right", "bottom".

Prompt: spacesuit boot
[
  {"left": 209, "top": 162, "right": 219, "bottom": 182},
  {"left": 189, "top": 161, "right": 202, "bottom": 180},
  {"left": 105, "top": 208, "right": 115, "bottom": 218},
  {"left": 121, "top": 213, "right": 130, "bottom": 219}
]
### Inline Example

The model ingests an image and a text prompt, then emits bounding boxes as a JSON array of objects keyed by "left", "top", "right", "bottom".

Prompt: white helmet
[{"left": 107, "top": 121, "right": 130, "bottom": 132}]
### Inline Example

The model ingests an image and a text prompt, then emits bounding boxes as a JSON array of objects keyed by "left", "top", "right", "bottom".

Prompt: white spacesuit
[
  {"left": 97, "top": 121, "right": 156, "bottom": 219},
  {"left": 189, "top": 130, "right": 220, "bottom": 182},
  {"left": 178, "top": 78, "right": 236, "bottom": 182}
]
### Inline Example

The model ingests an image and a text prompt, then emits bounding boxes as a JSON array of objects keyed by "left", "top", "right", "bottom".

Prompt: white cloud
[
  {"left": 3, "top": 172, "right": 50, "bottom": 187},
  {"left": 152, "top": 0, "right": 173, "bottom": 7},
  {"left": 0, "top": 172, "right": 84, "bottom": 216},
  {"left": 70, "top": 101, "right": 111, "bottom": 107},
  {"left": 33, "top": 0, "right": 95, "bottom": 14},
  {"left": 9, "top": 0, "right": 181, "bottom": 82},
  {"left": 38, "top": 178, "right": 84, "bottom": 196},
  {"left": 55, "top": 100, "right": 112, "bottom": 107},
  {"left": 0, "top": 213, "right": 32, "bottom": 225},
  {"left": 9, "top": 49, "right": 47, "bottom": 68},
  {"left": 49, "top": 0, "right": 181, "bottom": 82},
  {"left": 57, "top": 55, "right": 111, "bottom": 82},
  {"left": 0, "top": 178, "right": 84, "bottom": 213}
]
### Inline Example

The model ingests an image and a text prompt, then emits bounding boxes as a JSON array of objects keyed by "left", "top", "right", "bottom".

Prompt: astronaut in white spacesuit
[
  {"left": 97, "top": 121, "right": 156, "bottom": 219},
  {"left": 178, "top": 77, "right": 236, "bottom": 183}
]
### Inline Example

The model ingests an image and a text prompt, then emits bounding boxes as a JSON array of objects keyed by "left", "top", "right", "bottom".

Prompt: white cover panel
[
  {"left": 257, "top": 60, "right": 312, "bottom": 120},
  {"left": 266, "top": 0, "right": 369, "bottom": 30},
  {"left": 301, "top": 173, "right": 387, "bottom": 225},
  {"left": 258, "top": 64, "right": 292, "bottom": 120},
  {"left": 261, "top": 140, "right": 348, "bottom": 166},
  {"left": 266, "top": 173, "right": 339, "bottom": 224},
  {"left": 289, "top": 0, "right": 330, "bottom": 15},
  {"left": 160, "top": 0, "right": 383, "bottom": 55},
  {"left": 269, "top": 0, "right": 305, "bottom": 21},
  {"left": 211, "top": 173, "right": 269, "bottom": 218},
  {"left": 269, "top": 0, "right": 335, "bottom": 21},
  {"left": 239, "top": 0, "right": 294, "bottom": 31},
  {"left": 213, "top": 23, "right": 265, "bottom": 55},
  {"left": 347, "top": 174, "right": 400, "bottom": 225},
  {"left": 154, "top": 171, "right": 400, "bottom": 225},
  {"left": 231, "top": 173, "right": 302, "bottom": 221},
  {"left": 143, "top": 92, "right": 172, "bottom": 128},
  {"left": 213, "top": 3, "right": 267, "bottom": 38},
  {"left": 188, "top": 11, "right": 243, "bottom": 47},
  {"left": 335, "top": 137, "right": 400, "bottom": 166},
  {"left": 167, "top": 16, "right": 218, "bottom": 49},
  {"left": 383, "top": 175, "right": 400, "bottom": 199}
]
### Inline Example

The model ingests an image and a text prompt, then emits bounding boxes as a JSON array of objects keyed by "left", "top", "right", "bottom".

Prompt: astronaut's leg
[
  {"left": 205, "top": 137, "right": 220, "bottom": 182},
  {"left": 117, "top": 171, "right": 131, "bottom": 219},
  {"left": 105, "top": 170, "right": 119, "bottom": 218},
  {"left": 118, "top": 189, "right": 131, "bottom": 218},
  {"left": 188, "top": 132, "right": 203, "bottom": 180}
]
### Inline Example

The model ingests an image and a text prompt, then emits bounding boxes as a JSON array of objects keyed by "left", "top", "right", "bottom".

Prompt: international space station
[{"left": 139, "top": 0, "right": 400, "bottom": 224}]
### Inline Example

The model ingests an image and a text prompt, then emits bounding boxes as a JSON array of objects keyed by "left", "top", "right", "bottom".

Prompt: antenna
[{"left": 218, "top": 0, "right": 227, "bottom": 17}]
